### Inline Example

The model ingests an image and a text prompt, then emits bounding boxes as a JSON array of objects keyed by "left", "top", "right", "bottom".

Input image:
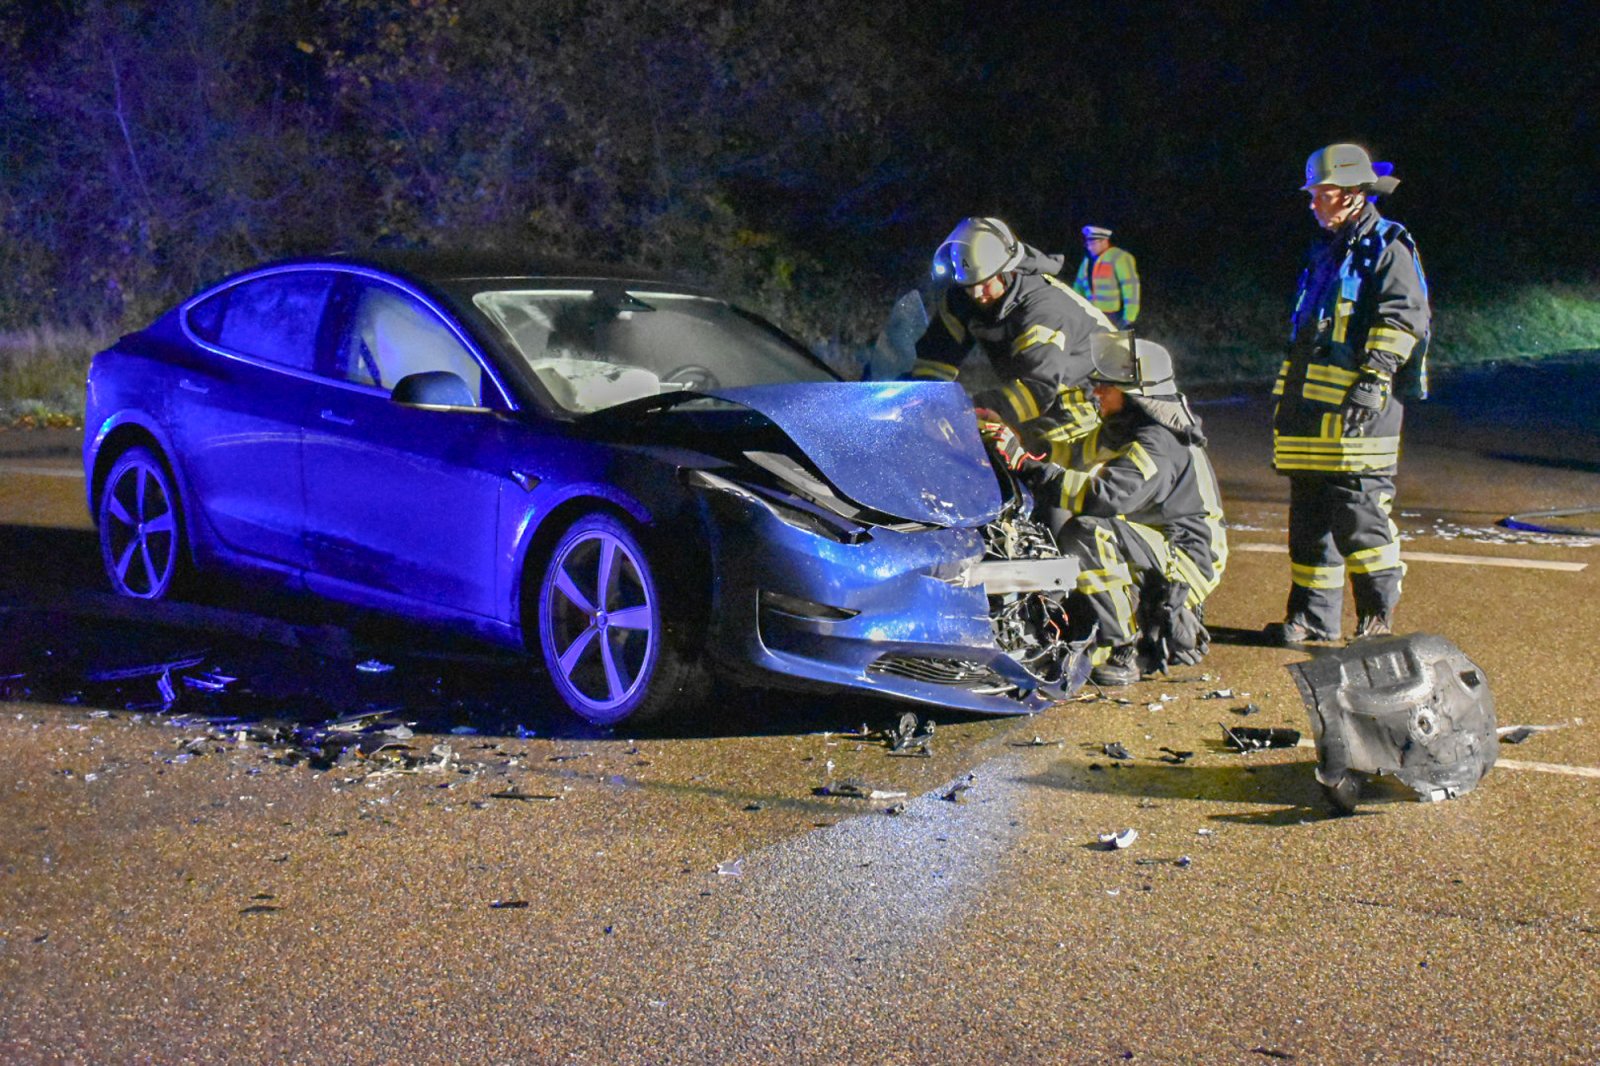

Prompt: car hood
[{"left": 702, "top": 381, "right": 1001, "bottom": 526}]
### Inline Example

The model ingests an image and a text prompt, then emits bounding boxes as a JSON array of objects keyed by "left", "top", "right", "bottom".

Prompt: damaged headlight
[{"left": 684, "top": 468, "right": 870, "bottom": 543}]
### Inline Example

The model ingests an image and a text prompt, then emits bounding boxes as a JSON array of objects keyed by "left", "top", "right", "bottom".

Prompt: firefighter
[
  {"left": 1073, "top": 225, "right": 1141, "bottom": 329},
  {"left": 1042, "top": 339, "right": 1228, "bottom": 686},
  {"left": 1267, "top": 143, "right": 1431, "bottom": 644},
  {"left": 914, "top": 217, "right": 1118, "bottom": 464}
]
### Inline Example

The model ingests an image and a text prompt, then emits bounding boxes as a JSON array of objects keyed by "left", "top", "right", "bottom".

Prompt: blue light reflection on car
[{"left": 83, "top": 252, "right": 1083, "bottom": 725}]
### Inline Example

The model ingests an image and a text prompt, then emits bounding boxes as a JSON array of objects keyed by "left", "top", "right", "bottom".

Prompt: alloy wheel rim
[
  {"left": 545, "top": 530, "right": 656, "bottom": 714},
  {"left": 104, "top": 460, "right": 177, "bottom": 598}
]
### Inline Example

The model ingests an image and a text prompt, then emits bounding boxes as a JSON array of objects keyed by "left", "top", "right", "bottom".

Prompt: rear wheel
[
  {"left": 98, "top": 446, "right": 186, "bottom": 600},
  {"left": 535, "top": 512, "right": 695, "bottom": 725}
]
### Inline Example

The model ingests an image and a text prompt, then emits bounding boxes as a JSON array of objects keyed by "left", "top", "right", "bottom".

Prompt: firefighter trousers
[
  {"left": 1055, "top": 514, "right": 1217, "bottom": 659},
  {"left": 1284, "top": 473, "right": 1405, "bottom": 635}
]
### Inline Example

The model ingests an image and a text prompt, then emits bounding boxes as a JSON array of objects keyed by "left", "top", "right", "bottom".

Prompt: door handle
[
  {"left": 179, "top": 378, "right": 210, "bottom": 394},
  {"left": 320, "top": 409, "right": 356, "bottom": 426}
]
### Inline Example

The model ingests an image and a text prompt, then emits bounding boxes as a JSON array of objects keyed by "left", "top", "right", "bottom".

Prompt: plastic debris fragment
[
  {"left": 1098, "top": 828, "right": 1138, "bottom": 850},
  {"left": 1288, "top": 633, "right": 1497, "bottom": 813},
  {"left": 355, "top": 659, "right": 394, "bottom": 674},
  {"left": 716, "top": 859, "right": 744, "bottom": 877},
  {"left": 1103, "top": 741, "right": 1132, "bottom": 760},
  {"left": 1221, "top": 724, "right": 1301, "bottom": 751},
  {"left": 488, "top": 899, "right": 530, "bottom": 909}
]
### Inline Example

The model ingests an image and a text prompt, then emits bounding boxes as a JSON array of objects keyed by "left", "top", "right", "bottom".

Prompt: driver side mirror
[{"left": 391, "top": 370, "right": 483, "bottom": 411}]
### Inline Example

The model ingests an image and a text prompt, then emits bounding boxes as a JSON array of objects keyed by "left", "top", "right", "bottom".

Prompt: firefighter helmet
[
  {"left": 1089, "top": 337, "right": 1176, "bottom": 397},
  {"left": 1301, "top": 143, "right": 1400, "bottom": 194},
  {"left": 932, "top": 217, "right": 1024, "bottom": 285}
]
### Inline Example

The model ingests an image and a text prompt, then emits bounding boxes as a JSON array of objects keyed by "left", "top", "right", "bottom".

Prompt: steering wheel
[{"left": 662, "top": 364, "right": 720, "bottom": 391}]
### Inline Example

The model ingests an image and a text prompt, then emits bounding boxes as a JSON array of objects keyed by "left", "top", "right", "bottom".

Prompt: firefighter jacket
[
  {"left": 1073, "top": 246, "right": 1141, "bottom": 326},
  {"left": 911, "top": 246, "right": 1114, "bottom": 445},
  {"left": 1055, "top": 399, "right": 1228, "bottom": 600},
  {"left": 1273, "top": 202, "right": 1431, "bottom": 477}
]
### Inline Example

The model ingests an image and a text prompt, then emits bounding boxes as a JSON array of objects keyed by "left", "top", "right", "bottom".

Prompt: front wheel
[
  {"left": 535, "top": 512, "right": 696, "bottom": 725},
  {"left": 98, "top": 446, "right": 186, "bottom": 600}
]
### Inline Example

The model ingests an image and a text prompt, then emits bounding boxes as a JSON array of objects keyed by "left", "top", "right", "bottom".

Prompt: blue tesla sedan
[{"left": 83, "top": 252, "right": 1084, "bottom": 724}]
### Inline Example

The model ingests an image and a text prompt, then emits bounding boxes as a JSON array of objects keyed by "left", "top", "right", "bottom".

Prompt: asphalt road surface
[{"left": 2, "top": 359, "right": 1597, "bottom": 1064}]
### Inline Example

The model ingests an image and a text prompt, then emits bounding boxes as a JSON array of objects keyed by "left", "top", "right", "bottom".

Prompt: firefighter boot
[{"left": 1091, "top": 644, "right": 1141, "bottom": 687}]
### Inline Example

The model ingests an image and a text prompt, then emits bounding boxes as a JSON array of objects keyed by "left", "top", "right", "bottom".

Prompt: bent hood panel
[{"left": 706, "top": 382, "right": 1001, "bottom": 526}]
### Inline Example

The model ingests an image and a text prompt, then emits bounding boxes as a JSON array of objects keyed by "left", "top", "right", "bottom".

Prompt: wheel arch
[
  {"left": 88, "top": 418, "right": 194, "bottom": 552},
  {"left": 513, "top": 490, "right": 712, "bottom": 655}
]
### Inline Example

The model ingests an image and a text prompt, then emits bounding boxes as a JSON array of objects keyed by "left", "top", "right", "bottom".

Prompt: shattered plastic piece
[
  {"left": 1098, "top": 828, "right": 1138, "bottom": 850},
  {"left": 488, "top": 899, "right": 530, "bottom": 909},
  {"left": 356, "top": 659, "right": 394, "bottom": 674},
  {"left": 716, "top": 859, "right": 744, "bottom": 877},
  {"left": 1157, "top": 747, "right": 1194, "bottom": 764},
  {"left": 1221, "top": 724, "right": 1301, "bottom": 751},
  {"left": 1497, "top": 723, "right": 1566, "bottom": 745},
  {"left": 1234, "top": 703, "right": 1262, "bottom": 717},
  {"left": 1249, "top": 1049, "right": 1295, "bottom": 1061},
  {"left": 1288, "top": 633, "right": 1498, "bottom": 813},
  {"left": 514, "top": 724, "right": 537, "bottom": 739},
  {"left": 1202, "top": 689, "right": 1234, "bottom": 700},
  {"left": 489, "top": 789, "right": 559, "bottom": 801},
  {"left": 886, "top": 802, "right": 907, "bottom": 815},
  {"left": 156, "top": 669, "right": 178, "bottom": 709},
  {"left": 1103, "top": 742, "right": 1132, "bottom": 760}
]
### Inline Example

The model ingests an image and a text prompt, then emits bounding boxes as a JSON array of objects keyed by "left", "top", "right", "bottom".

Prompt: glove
[
  {"left": 976, "top": 412, "right": 1044, "bottom": 474},
  {"left": 1340, "top": 372, "right": 1389, "bottom": 436}
]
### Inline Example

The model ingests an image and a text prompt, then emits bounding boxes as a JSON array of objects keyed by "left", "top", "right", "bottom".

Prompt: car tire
[
  {"left": 535, "top": 512, "right": 698, "bottom": 725},
  {"left": 98, "top": 445, "right": 187, "bottom": 601}
]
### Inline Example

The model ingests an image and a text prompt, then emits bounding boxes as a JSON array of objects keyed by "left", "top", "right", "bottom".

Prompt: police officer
[
  {"left": 1267, "top": 143, "right": 1431, "bottom": 644},
  {"left": 1074, "top": 225, "right": 1141, "bottom": 329},
  {"left": 1043, "top": 339, "right": 1228, "bottom": 685},
  {"left": 913, "top": 217, "right": 1118, "bottom": 464}
]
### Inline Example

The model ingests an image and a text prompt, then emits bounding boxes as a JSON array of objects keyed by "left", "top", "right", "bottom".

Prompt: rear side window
[{"left": 187, "top": 272, "right": 334, "bottom": 372}]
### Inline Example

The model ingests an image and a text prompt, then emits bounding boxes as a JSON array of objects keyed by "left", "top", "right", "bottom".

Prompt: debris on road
[
  {"left": 1157, "top": 747, "right": 1194, "bottom": 764},
  {"left": 1103, "top": 741, "right": 1133, "bottom": 760},
  {"left": 813, "top": 780, "right": 907, "bottom": 801},
  {"left": 488, "top": 899, "right": 530, "bottom": 909},
  {"left": 1233, "top": 702, "right": 1262, "bottom": 716},
  {"left": 355, "top": 658, "right": 394, "bottom": 674},
  {"left": 1288, "top": 633, "right": 1498, "bottom": 813},
  {"left": 943, "top": 775, "right": 975, "bottom": 803},
  {"left": 1496, "top": 723, "right": 1567, "bottom": 745},
  {"left": 1098, "top": 828, "right": 1138, "bottom": 850},
  {"left": 716, "top": 859, "right": 744, "bottom": 877},
  {"left": 1221, "top": 724, "right": 1301, "bottom": 751},
  {"left": 1202, "top": 688, "right": 1234, "bottom": 700}
]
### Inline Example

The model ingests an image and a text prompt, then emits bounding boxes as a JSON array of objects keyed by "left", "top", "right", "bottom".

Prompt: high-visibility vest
[{"left": 1073, "top": 246, "right": 1140, "bottom": 324}]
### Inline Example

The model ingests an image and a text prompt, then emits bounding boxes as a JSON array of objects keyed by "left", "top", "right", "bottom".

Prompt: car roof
[{"left": 265, "top": 249, "right": 698, "bottom": 291}]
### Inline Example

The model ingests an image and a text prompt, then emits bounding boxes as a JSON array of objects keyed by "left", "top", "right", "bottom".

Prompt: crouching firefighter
[
  {"left": 912, "top": 217, "right": 1119, "bottom": 465},
  {"left": 1040, "top": 339, "right": 1228, "bottom": 686}
]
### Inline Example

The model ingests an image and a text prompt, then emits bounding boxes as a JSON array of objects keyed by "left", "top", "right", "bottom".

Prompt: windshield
[{"left": 471, "top": 288, "right": 836, "bottom": 414}]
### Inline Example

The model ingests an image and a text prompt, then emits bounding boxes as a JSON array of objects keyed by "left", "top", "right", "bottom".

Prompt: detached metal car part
[
  {"left": 84, "top": 251, "right": 1087, "bottom": 726},
  {"left": 1287, "top": 633, "right": 1497, "bottom": 813}
]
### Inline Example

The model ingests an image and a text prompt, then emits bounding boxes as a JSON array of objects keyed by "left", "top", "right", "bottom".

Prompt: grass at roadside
[
  {"left": 2, "top": 281, "right": 1597, "bottom": 426},
  {"left": 0, "top": 325, "right": 106, "bottom": 429}
]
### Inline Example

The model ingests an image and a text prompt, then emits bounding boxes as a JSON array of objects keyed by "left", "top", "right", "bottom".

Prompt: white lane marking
[
  {"left": 0, "top": 464, "right": 83, "bottom": 479},
  {"left": 1233, "top": 541, "right": 1586, "bottom": 572},
  {"left": 1498, "top": 759, "right": 1600, "bottom": 780}
]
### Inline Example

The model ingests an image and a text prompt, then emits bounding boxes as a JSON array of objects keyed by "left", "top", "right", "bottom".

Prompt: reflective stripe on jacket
[
  {"left": 913, "top": 253, "right": 1114, "bottom": 434},
  {"left": 1273, "top": 204, "right": 1430, "bottom": 476},
  {"left": 1055, "top": 413, "right": 1228, "bottom": 598}
]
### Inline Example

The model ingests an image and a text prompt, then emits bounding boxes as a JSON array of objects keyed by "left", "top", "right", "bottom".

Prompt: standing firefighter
[
  {"left": 914, "top": 217, "right": 1117, "bottom": 463},
  {"left": 1043, "top": 339, "right": 1228, "bottom": 686},
  {"left": 1074, "top": 225, "right": 1141, "bottom": 329},
  {"left": 1267, "top": 143, "right": 1431, "bottom": 644}
]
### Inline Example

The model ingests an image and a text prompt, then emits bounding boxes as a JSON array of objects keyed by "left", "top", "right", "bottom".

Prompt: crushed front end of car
[{"left": 678, "top": 382, "right": 1091, "bottom": 714}]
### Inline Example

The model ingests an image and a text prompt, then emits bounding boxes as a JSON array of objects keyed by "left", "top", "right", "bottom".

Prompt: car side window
[
  {"left": 189, "top": 272, "right": 333, "bottom": 371},
  {"left": 335, "top": 282, "right": 484, "bottom": 402}
]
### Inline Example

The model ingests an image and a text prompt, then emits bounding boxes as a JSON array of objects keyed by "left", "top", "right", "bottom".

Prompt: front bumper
[{"left": 701, "top": 492, "right": 1084, "bottom": 715}]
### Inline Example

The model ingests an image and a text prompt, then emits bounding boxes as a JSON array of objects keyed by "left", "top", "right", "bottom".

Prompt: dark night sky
[{"left": 0, "top": 0, "right": 1594, "bottom": 329}]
